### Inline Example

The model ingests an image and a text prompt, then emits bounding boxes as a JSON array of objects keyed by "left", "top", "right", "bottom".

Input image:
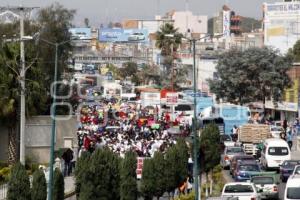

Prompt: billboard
[
  {"left": 69, "top": 28, "right": 91, "bottom": 40},
  {"left": 223, "top": 10, "right": 231, "bottom": 37},
  {"left": 264, "top": 2, "right": 300, "bottom": 53},
  {"left": 99, "top": 28, "right": 149, "bottom": 43}
]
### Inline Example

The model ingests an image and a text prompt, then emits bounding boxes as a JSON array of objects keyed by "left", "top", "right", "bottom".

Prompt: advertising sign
[
  {"left": 141, "top": 92, "right": 160, "bottom": 107},
  {"left": 69, "top": 28, "right": 91, "bottom": 40},
  {"left": 264, "top": 2, "right": 300, "bottom": 53},
  {"left": 166, "top": 92, "right": 178, "bottom": 105},
  {"left": 99, "top": 28, "right": 149, "bottom": 43},
  {"left": 223, "top": 10, "right": 231, "bottom": 37}
]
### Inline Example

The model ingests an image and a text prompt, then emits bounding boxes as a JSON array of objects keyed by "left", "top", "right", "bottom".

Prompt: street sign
[{"left": 166, "top": 92, "right": 178, "bottom": 105}]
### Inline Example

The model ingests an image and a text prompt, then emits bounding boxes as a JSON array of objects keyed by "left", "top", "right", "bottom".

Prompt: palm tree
[
  {"left": 155, "top": 23, "right": 183, "bottom": 56},
  {"left": 156, "top": 23, "right": 187, "bottom": 90}
]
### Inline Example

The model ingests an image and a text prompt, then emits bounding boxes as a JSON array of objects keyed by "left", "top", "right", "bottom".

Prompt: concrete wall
[{"left": 0, "top": 115, "right": 77, "bottom": 163}]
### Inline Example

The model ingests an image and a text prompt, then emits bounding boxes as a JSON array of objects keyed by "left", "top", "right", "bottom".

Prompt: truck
[{"left": 238, "top": 124, "right": 272, "bottom": 156}]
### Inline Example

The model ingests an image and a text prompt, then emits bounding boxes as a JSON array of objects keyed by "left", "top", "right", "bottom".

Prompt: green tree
[
  {"left": 120, "top": 151, "right": 138, "bottom": 200},
  {"left": 141, "top": 158, "right": 156, "bottom": 200},
  {"left": 75, "top": 151, "right": 91, "bottom": 197},
  {"left": 31, "top": 169, "right": 47, "bottom": 200},
  {"left": 208, "top": 47, "right": 292, "bottom": 111},
  {"left": 290, "top": 39, "right": 300, "bottom": 62},
  {"left": 199, "top": 124, "right": 221, "bottom": 174},
  {"left": 152, "top": 152, "right": 166, "bottom": 199},
  {"left": 53, "top": 168, "right": 65, "bottom": 200},
  {"left": 119, "top": 62, "right": 141, "bottom": 85},
  {"left": 174, "top": 139, "right": 189, "bottom": 185},
  {"left": 79, "top": 148, "right": 120, "bottom": 200},
  {"left": 84, "top": 18, "right": 90, "bottom": 28},
  {"left": 164, "top": 145, "right": 178, "bottom": 197},
  {"left": 7, "top": 163, "right": 30, "bottom": 200},
  {"left": 37, "top": 2, "right": 75, "bottom": 93}
]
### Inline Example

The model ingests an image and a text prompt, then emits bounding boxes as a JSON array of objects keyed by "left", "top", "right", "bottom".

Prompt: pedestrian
[
  {"left": 62, "top": 148, "right": 74, "bottom": 176},
  {"left": 287, "top": 129, "right": 293, "bottom": 150}
]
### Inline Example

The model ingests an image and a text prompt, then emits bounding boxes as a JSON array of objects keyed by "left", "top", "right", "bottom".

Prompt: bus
[{"left": 198, "top": 117, "right": 225, "bottom": 135}]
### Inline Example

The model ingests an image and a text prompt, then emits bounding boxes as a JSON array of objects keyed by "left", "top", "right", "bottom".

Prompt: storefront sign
[{"left": 166, "top": 92, "right": 178, "bottom": 105}]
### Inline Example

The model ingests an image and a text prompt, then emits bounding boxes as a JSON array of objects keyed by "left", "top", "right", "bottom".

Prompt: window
[
  {"left": 238, "top": 164, "right": 260, "bottom": 172},
  {"left": 287, "top": 187, "right": 300, "bottom": 199},
  {"left": 227, "top": 147, "right": 243, "bottom": 154},
  {"left": 252, "top": 177, "right": 274, "bottom": 185},
  {"left": 268, "top": 147, "right": 289, "bottom": 156},
  {"left": 224, "top": 185, "right": 254, "bottom": 193},
  {"left": 284, "top": 161, "right": 300, "bottom": 166}
]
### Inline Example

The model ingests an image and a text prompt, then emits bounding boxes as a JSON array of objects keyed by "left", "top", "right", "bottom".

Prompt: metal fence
[{"left": 0, "top": 184, "right": 7, "bottom": 200}]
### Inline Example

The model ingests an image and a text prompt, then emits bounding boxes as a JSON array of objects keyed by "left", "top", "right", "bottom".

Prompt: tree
[
  {"left": 164, "top": 145, "right": 178, "bottom": 197},
  {"left": 120, "top": 151, "right": 138, "bottom": 200},
  {"left": 208, "top": 47, "right": 292, "bottom": 111},
  {"left": 199, "top": 124, "right": 221, "bottom": 174},
  {"left": 174, "top": 139, "right": 189, "bottom": 185},
  {"left": 37, "top": 2, "right": 75, "bottom": 95},
  {"left": 289, "top": 39, "right": 300, "bottom": 62},
  {"left": 140, "top": 158, "right": 156, "bottom": 200},
  {"left": 156, "top": 23, "right": 187, "bottom": 90},
  {"left": 79, "top": 148, "right": 120, "bottom": 200},
  {"left": 31, "top": 169, "right": 47, "bottom": 200},
  {"left": 119, "top": 62, "right": 141, "bottom": 85},
  {"left": 0, "top": 41, "right": 47, "bottom": 163},
  {"left": 75, "top": 151, "right": 91, "bottom": 197},
  {"left": 152, "top": 152, "right": 166, "bottom": 199},
  {"left": 7, "top": 163, "right": 30, "bottom": 200},
  {"left": 53, "top": 168, "right": 65, "bottom": 200}
]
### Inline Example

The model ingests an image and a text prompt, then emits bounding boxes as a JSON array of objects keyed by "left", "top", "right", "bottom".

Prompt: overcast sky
[{"left": 2, "top": 0, "right": 279, "bottom": 26}]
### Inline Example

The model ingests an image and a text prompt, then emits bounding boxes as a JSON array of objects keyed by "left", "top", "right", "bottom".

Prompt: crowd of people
[{"left": 76, "top": 100, "right": 191, "bottom": 158}]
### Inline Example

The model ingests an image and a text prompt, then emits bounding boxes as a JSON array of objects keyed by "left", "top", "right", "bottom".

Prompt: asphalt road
[{"left": 222, "top": 169, "right": 286, "bottom": 200}]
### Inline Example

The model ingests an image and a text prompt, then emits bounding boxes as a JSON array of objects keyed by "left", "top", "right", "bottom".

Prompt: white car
[
  {"left": 292, "top": 165, "right": 300, "bottom": 176},
  {"left": 270, "top": 126, "right": 284, "bottom": 138},
  {"left": 128, "top": 32, "right": 145, "bottom": 41},
  {"left": 221, "top": 182, "right": 261, "bottom": 200},
  {"left": 284, "top": 174, "right": 300, "bottom": 200}
]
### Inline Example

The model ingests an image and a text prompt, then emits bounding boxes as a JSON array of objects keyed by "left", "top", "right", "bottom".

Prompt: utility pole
[
  {"left": 19, "top": 7, "right": 26, "bottom": 165},
  {"left": 0, "top": 6, "right": 38, "bottom": 164}
]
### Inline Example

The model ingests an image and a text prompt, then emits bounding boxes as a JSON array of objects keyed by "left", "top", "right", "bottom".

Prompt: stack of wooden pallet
[{"left": 239, "top": 124, "right": 271, "bottom": 143}]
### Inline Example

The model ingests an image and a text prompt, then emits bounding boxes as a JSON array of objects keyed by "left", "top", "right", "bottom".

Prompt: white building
[
  {"left": 170, "top": 11, "right": 207, "bottom": 34},
  {"left": 263, "top": 1, "right": 300, "bottom": 53}
]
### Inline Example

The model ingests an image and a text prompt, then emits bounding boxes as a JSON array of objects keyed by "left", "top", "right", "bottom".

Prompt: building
[
  {"left": 263, "top": 1, "right": 300, "bottom": 53},
  {"left": 213, "top": 5, "right": 242, "bottom": 37}
]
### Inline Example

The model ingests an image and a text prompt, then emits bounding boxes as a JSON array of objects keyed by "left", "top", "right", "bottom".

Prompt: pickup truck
[{"left": 221, "top": 182, "right": 261, "bottom": 200}]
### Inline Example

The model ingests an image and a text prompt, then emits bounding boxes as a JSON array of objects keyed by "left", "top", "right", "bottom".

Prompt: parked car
[
  {"left": 292, "top": 165, "right": 300, "bottom": 176},
  {"left": 251, "top": 175, "right": 279, "bottom": 200},
  {"left": 233, "top": 160, "right": 261, "bottom": 182},
  {"left": 221, "top": 146, "right": 245, "bottom": 169},
  {"left": 128, "top": 32, "right": 145, "bottom": 41},
  {"left": 284, "top": 174, "right": 300, "bottom": 200},
  {"left": 280, "top": 160, "right": 300, "bottom": 182},
  {"left": 230, "top": 155, "right": 256, "bottom": 175},
  {"left": 270, "top": 126, "right": 284, "bottom": 138},
  {"left": 221, "top": 182, "right": 261, "bottom": 200},
  {"left": 260, "top": 138, "right": 291, "bottom": 170}
]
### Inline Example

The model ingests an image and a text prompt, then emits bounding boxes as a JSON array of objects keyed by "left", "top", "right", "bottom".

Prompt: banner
[
  {"left": 99, "top": 28, "right": 149, "bottom": 43},
  {"left": 69, "top": 28, "right": 91, "bottom": 40}
]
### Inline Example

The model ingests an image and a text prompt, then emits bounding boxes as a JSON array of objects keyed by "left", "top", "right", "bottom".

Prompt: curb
[{"left": 64, "top": 190, "right": 76, "bottom": 199}]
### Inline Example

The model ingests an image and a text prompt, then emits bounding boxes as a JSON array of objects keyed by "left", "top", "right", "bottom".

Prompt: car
[
  {"left": 279, "top": 160, "right": 300, "bottom": 182},
  {"left": 260, "top": 138, "right": 291, "bottom": 170},
  {"left": 220, "top": 134, "right": 235, "bottom": 152},
  {"left": 230, "top": 155, "right": 256, "bottom": 175},
  {"left": 251, "top": 176, "right": 279, "bottom": 200},
  {"left": 221, "top": 182, "right": 261, "bottom": 200},
  {"left": 292, "top": 165, "right": 300, "bottom": 176},
  {"left": 283, "top": 174, "right": 300, "bottom": 200},
  {"left": 128, "top": 32, "right": 145, "bottom": 41},
  {"left": 270, "top": 126, "right": 284, "bottom": 138},
  {"left": 221, "top": 146, "right": 245, "bottom": 169},
  {"left": 233, "top": 160, "right": 261, "bottom": 182}
]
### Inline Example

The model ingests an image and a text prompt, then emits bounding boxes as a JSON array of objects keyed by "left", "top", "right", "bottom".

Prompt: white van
[
  {"left": 260, "top": 138, "right": 291, "bottom": 169},
  {"left": 284, "top": 174, "right": 300, "bottom": 200}
]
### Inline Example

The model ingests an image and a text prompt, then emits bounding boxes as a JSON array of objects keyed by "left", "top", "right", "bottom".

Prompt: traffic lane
[{"left": 222, "top": 169, "right": 286, "bottom": 200}]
